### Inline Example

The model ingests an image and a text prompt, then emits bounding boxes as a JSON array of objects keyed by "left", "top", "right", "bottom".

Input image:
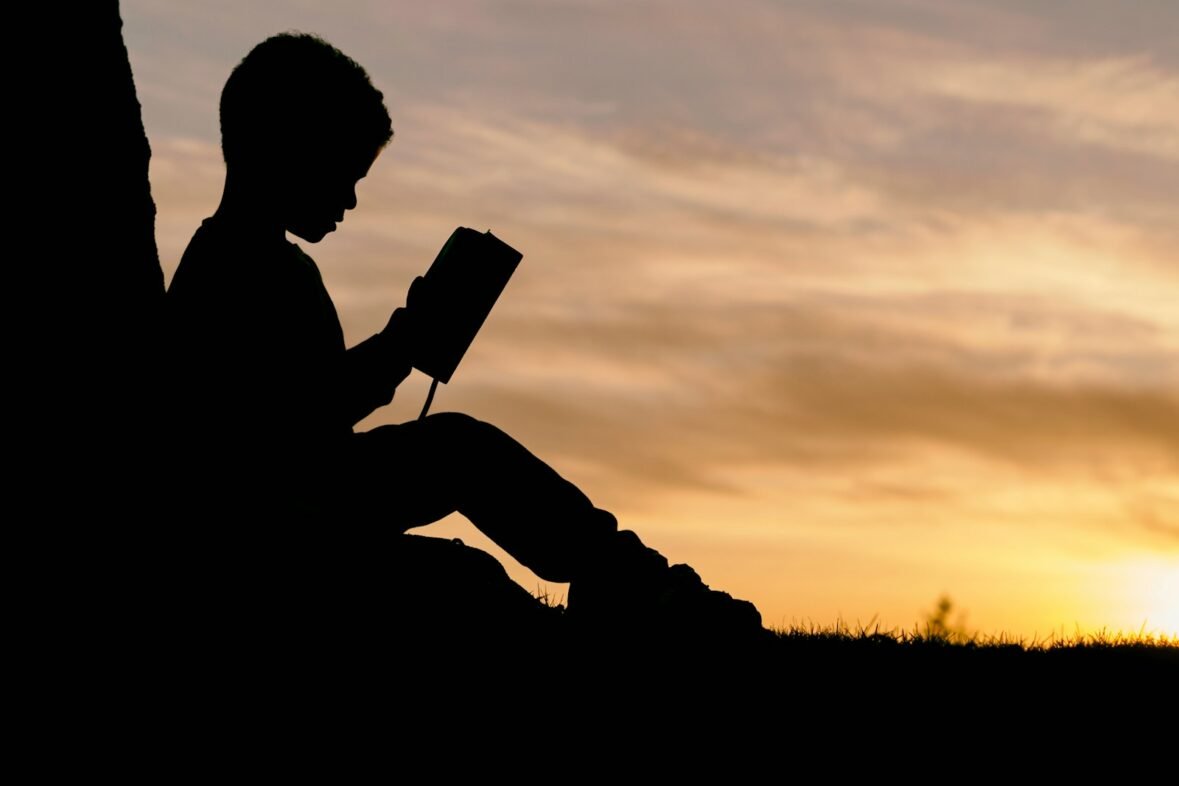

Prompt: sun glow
[{"left": 1112, "top": 558, "right": 1179, "bottom": 638}]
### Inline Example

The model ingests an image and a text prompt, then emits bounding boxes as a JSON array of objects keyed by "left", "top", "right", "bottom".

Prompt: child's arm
[
  {"left": 336, "top": 316, "right": 413, "bottom": 426},
  {"left": 333, "top": 277, "right": 427, "bottom": 427}
]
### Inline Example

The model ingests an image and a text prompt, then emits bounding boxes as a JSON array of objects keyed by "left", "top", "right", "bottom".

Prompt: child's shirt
[{"left": 167, "top": 214, "right": 400, "bottom": 463}]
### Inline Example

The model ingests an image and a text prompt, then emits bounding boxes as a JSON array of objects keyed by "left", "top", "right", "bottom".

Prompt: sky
[{"left": 123, "top": 0, "right": 1179, "bottom": 638}]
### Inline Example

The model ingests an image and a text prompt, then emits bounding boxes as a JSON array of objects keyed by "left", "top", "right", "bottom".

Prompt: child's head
[{"left": 220, "top": 32, "right": 393, "bottom": 242}]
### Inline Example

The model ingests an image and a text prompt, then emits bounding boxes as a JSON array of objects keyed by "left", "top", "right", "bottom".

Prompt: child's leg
[
  {"left": 347, "top": 412, "right": 765, "bottom": 639},
  {"left": 347, "top": 411, "right": 619, "bottom": 582}
]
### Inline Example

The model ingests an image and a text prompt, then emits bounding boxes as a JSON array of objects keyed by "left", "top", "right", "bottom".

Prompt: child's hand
[
  {"left": 382, "top": 306, "right": 415, "bottom": 358},
  {"left": 385, "top": 275, "right": 427, "bottom": 338},
  {"left": 405, "top": 275, "right": 435, "bottom": 318},
  {"left": 380, "top": 275, "right": 436, "bottom": 377}
]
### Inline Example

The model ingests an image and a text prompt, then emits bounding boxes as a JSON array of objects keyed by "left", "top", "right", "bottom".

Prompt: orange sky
[{"left": 124, "top": 0, "right": 1178, "bottom": 638}]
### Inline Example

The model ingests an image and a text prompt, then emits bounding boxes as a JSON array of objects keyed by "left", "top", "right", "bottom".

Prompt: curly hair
[{"left": 220, "top": 32, "right": 393, "bottom": 169}]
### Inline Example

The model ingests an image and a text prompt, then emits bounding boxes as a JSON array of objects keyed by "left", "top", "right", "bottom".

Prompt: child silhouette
[{"left": 166, "top": 32, "right": 762, "bottom": 637}]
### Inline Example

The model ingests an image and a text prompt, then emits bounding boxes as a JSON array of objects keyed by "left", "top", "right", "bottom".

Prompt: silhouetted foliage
[{"left": 923, "top": 594, "right": 973, "bottom": 642}]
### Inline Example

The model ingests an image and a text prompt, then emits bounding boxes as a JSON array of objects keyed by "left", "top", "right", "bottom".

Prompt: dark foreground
[{"left": 28, "top": 537, "right": 1172, "bottom": 754}]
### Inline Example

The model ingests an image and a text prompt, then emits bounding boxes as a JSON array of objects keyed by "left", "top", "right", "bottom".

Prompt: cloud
[
  {"left": 917, "top": 56, "right": 1179, "bottom": 160},
  {"left": 368, "top": 290, "right": 1179, "bottom": 493},
  {"left": 1125, "top": 491, "right": 1179, "bottom": 542}
]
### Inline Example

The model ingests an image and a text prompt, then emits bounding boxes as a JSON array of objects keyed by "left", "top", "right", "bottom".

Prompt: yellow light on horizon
[{"left": 1117, "top": 558, "right": 1179, "bottom": 638}]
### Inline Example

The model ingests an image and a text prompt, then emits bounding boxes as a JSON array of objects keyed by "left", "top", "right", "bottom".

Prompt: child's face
[{"left": 279, "top": 145, "right": 381, "bottom": 243}]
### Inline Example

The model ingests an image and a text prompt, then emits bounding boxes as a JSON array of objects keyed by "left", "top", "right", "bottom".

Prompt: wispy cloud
[{"left": 917, "top": 56, "right": 1179, "bottom": 160}]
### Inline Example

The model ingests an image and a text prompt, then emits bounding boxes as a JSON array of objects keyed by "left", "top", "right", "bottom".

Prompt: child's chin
[{"left": 289, "top": 223, "right": 334, "bottom": 243}]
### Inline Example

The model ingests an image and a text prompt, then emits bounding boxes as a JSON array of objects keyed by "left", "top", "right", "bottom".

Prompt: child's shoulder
[
  {"left": 170, "top": 216, "right": 303, "bottom": 296},
  {"left": 181, "top": 215, "right": 283, "bottom": 263}
]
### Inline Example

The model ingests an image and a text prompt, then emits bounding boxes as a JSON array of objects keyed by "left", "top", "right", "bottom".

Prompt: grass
[
  {"left": 750, "top": 618, "right": 1179, "bottom": 695},
  {"left": 518, "top": 585, "right": 1178, "bottom": 692},
  {"left": 530, "top": 584, "right": 1177, "bottom": 655},
  {"left": 770, "top": 616, "right": 1178, "bottom": 652}
]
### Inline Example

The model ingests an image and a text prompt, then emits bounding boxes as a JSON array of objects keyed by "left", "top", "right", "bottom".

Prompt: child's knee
[{"left": 424, "top": 411, "right": 505, "bottom": 449}]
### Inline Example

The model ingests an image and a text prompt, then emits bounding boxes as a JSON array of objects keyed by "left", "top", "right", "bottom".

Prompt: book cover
[{"left": 411, "top": 227, "right": 523, "bottom": 384}]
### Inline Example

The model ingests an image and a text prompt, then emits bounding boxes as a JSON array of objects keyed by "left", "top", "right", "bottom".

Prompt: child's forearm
[{"left": 339, "top": 332, "right": 411, "bottom": 426}]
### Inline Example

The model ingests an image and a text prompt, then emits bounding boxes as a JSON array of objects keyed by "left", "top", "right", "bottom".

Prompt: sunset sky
[{"left": 123, "top": 0, "right": 1178, "bottom": 637}]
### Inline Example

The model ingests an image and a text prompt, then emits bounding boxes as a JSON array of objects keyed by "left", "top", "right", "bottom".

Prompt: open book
[{"left": 411, "top": 227, "right": 523, "bottom": 384}]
